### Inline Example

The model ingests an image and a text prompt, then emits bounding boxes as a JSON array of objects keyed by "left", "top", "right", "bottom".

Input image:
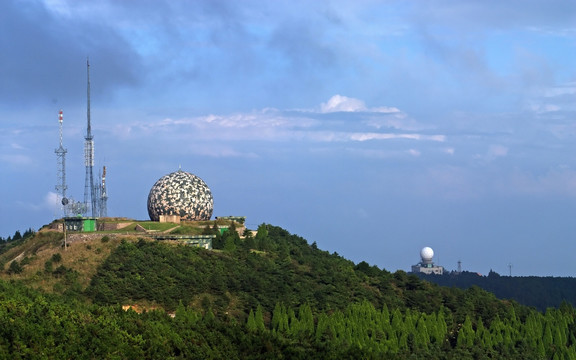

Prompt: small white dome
[{"left": 420, "top": 247, "right": 434, "bottom": 262}]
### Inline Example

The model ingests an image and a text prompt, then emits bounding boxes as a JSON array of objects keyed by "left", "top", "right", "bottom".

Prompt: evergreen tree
[
  {"left": 457, "top": 315, "right": 474, "bottom": 349},
  {"left": 243, "top": 232, "right": 256, "bottom": 250},
  {"left": 255, "top": 224, "right": 271, "bottom": 251},
  {"left": 474, "top": 317, "right": 487, "bottom": 348},
  {"left": 23, "top": 228, "right": 35, "bottom": 239},
  {"left": 246, "top": 309, "right": 257, "bottom": 332},
  {"left": 298, "top": 303, "right": 314, "bottom": 338},
  {"left": 255, "top": 305, "right": 266, "bottom": 332},
  {"left": 223, "top": 236, "right": 237, "bottom": 252},
  {"left": 414, "top": 315, "right": 429, "bottom": 351},
  {"left": 271, "top": 303, "right": 289, "bottom": 334}
]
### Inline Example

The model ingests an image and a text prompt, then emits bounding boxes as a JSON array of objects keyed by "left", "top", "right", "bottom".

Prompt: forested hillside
[
  {"left": 418, "top": 271, "right": 576, "bottom": 312},
  {"left": 1, "top": 224, "right": 576, "bottom": 358}
]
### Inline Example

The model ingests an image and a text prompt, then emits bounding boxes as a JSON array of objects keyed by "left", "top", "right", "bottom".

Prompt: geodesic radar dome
[{"left": 147, "top": 170, "right": 214, "bottom": 221}]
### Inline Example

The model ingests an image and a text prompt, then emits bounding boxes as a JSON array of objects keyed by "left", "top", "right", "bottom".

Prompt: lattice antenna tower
[
  {"left": 84, "top": 58, "right": 97, "bottom": 217},
  {"left": 55, "top": 110, "right": 68, "bottom": 216},
  {"left": 100, "top": 166, "right": 108, "bottom": 217},
  {"left": 94, "top": 167, "right": 101, "bottom": 216}
]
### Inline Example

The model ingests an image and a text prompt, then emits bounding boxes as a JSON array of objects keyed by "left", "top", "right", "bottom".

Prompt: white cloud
[
  {"left": 42, "top": 0, "right": 72, "bottom": 16},
  {"left": 526, "top": 82, "right": 576, "bottom": 115},
  {"left": 473, "top": 144, "right": 509, "bottom": 163},
  {"left": 109, "top": 106, "right": 441, "bottom": 145},
  {"left": 488, "top": 145, "right": 508, "bottom": 157},
  {"left": 11, "top": 143, "right": 26, "bottom": 150},
  {"left": 530, "top": 104, "right": 561, "bottom": 113},
  {"left": 503, "top": 168, "right": 576, "bottom": 197},
  {"left": 296, "top": 131, "right": 446, "bottom": 144},
  {"left": 320, "top": 95, "right": 401, "bottom": 114},
  {"left": 348, "top": 133, "right": 445, "bottom": 142},
  {"left": 0, "top": 154, "right": 32, "bottom": 166},
  {"left": 542, "top": 82, "right": 576, "bottom": 97},
  {"left": 186, "top": 146, "right": 259, "bottom": 159},
  {"left": 16, "top": 192, "right": 60, "bottom": 213},
  {"left": 44, "top": 192, "right": 60, "bottom": 212},
  {"left": 342, "top": 148, "right": 422, "bottom": 159},
  {"left": 321, "top": 95, "right": 365, "bottom": 113}
]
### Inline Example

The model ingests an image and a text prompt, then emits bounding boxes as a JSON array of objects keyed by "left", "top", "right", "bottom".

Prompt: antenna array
[
  {"left": 83, "top": 59, "right": 101, "bottom": 217},
  {"left": 100, "top": 166, "right": 108, "bottom": 217},
  {"left": 55, "top": 110, "right": 68, "bottom": 216},
  {"left": 54, "top": 60, "right": 108, "bottom": 220}
]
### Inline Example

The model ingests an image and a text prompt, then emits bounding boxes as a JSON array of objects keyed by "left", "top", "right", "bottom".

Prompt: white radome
[{"left": 420, "top": 247, "right": 434, "bottom": 261}]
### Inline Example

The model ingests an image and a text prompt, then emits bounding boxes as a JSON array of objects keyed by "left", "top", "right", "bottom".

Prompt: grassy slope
[
  {"left": 0, "top": 230, "right": 133, "bottom": 293},
  {"left": 0, "top": 218, "right": 235, "bottom": 297}
]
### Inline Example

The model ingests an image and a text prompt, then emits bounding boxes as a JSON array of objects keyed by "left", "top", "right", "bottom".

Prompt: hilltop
[
  {"left": 0, "top": 217, "right": 235, "bottom": 295},
  {"left": 1, "top": 221, "right": 576, "bottom": 358}
]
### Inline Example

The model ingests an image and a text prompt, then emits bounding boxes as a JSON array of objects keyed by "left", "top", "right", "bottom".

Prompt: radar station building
[{"left": 411, "top": 247, "right": 444, "bottom": 275}]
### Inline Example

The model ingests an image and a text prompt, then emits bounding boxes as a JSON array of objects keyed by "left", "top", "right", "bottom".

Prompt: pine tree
[
  {"left": 474, "top": 317, "right": 488, "bottom": 348},
  {"left": 457, "top": 315, "right": 474, "bottom": 349},
  {"left": 255, "top": 305, "right": 266, "bottom": 331},
  {"left": 315, "top": 313, "right": 331, "bottom": 343},
  {"left": 414, "top": 315, "right": 429, "bottom": 351},
  {"left": 435, "top": 310, "right": 448, "bottom": 346},
  {"left": 298, "top": 303, "right": 314, "bottom": 338},
  {"left": 246, "top": 309, "right": 257, "bottom": 332},
  {"left": 271, "top": 303, "right": 288, "bottom": 334},
  {"left": 223, "top": 236, "right": 236, "bottom": 252}
]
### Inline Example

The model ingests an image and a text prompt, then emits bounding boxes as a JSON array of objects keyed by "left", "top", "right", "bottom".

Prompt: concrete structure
[
  {"left": 63, "top": 217, "right": 97, "bottom": 232},
  {"left": 159, "top": 214, "right": 181, "bottom": 223},
  {"left": 411, "top": 247, "right": 444, "bottom": 275},
  {"left": 153, "top": 234, "right": 214, "bottom": 249},
  {"left": 215, "top": 216, "right": 246, "bottom": 224}
]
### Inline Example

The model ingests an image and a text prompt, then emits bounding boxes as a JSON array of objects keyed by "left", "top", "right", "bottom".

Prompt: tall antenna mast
[
  {"left": 84, "top": 58, "right": 97, "bottom": 217},
  {"left": 100, "top": 166, "right": 108, "bottom": 217},
  {"left": 55, "top": 110, "right": 68, "bottom": 216}
]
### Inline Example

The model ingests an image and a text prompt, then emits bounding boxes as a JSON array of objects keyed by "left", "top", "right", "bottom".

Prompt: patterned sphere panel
[{"left": 147, "top": 170, "right": 214, "bottom": 221}]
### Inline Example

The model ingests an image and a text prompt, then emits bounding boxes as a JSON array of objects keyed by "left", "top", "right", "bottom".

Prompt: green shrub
[
  {"left": 44, "top": 260, "right": 53, "bottom": 273},
  {"left": 7, "top": 260, "right": 23, "bottom": 274}
]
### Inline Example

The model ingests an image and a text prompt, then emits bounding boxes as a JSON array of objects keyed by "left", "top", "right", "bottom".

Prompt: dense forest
[
  {"left": 418, "top": 271, "right": 576, "bottom": 312},
  {"left": 1, "top": 224, "right": 576, "bottom": 358}
]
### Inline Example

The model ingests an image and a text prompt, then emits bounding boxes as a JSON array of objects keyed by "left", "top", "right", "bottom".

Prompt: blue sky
[{"left": 1, "top": 0, "right": 575, "bottom": 276}]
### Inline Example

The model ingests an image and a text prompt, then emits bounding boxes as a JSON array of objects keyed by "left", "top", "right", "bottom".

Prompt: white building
[{"left": 411, "top": 247, "right": 444, "bottom": 275}]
